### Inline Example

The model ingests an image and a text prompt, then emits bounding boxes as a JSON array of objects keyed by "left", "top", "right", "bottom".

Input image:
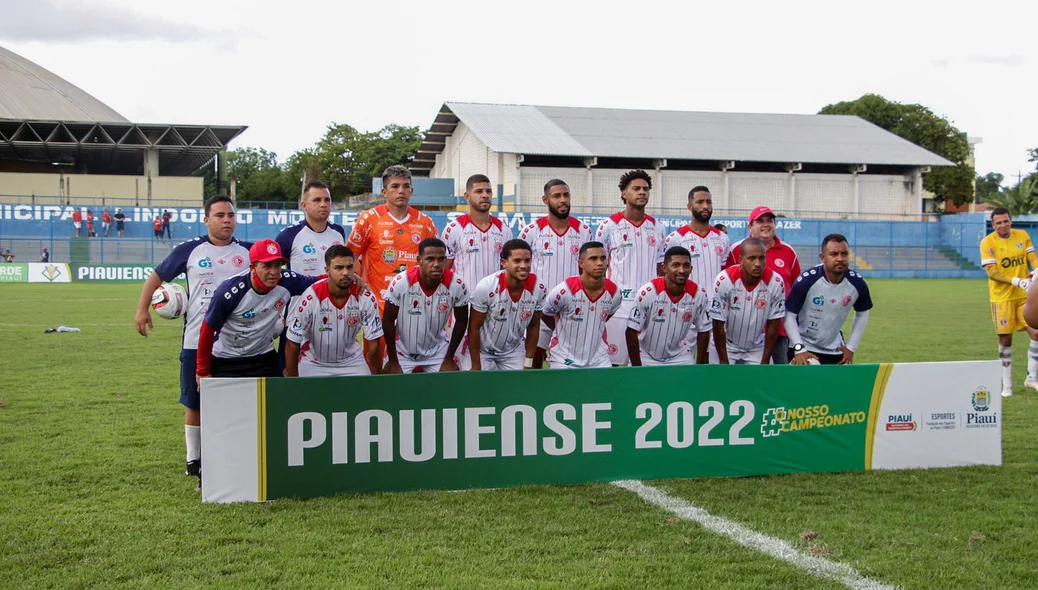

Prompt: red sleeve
[
  {"left": 724, "top": 250, "right": 738, "bottom": 269},
  {"left": 790, "top": 254, "right": 802, "bottom": 280},
  {"left": 197, "top": 319, "right": 216, "bottom": 376}
]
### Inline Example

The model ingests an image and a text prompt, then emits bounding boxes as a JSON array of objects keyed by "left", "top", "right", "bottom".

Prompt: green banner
[
  {"left": 259, "top": 364, "right": 888, "bottom": 500},
  {"left": 0, "top": 263, "right": 28, "bottom": 283}
]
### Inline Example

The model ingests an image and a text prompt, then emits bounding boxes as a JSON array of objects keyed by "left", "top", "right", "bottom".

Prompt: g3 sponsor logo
[
  {"left": 198, "top": 257, "right": 213, "bottom": 269},
  {"left": 303, "top": 243, "right": 316, "bottom": 254}
]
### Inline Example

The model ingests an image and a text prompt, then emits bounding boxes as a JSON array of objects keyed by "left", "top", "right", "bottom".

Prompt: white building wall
[
  {"left": 728, "top": 172, "right": 792, "bottom": 215},
  {"left": 518, "top": 167, "right": 588, "bottom": 211},
  {"left": 794, "top": 173, "right": 854, "bottom": 217}
]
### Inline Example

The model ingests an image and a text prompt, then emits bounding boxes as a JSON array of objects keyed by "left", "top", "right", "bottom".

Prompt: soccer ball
[
  {"left": 806, "top": 358, "right": 821, "bottom": 365},
  {"left": 151, "top": 282, "right": 187, "bottom": 320}
]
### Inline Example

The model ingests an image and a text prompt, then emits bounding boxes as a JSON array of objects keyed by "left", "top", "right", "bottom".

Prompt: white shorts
[
  {"left": 478, "top": 347, "right": 525, "bottom": 371},
  {"left": 298, "top": 355, "right": 371, "bottom": 377},
  {"left": 640, "top": 350, "right": 695, "bottom": 367},
  {"left": 549, "top": 356, "right": 611, "bottom": 370},
  {"left": 728, "top": 347, "right": 765, "bottom": 365},
  {"left": 73, "top": 222, "right": 81, "bottom": 229},
  {"left": 397, "top": 356, "right": 442, "bottom": 374},
  {"left": 604, "top": 314, "right": 631, "bottom": 366}
]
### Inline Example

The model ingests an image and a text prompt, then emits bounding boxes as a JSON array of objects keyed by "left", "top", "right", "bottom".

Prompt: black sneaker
[{"left": 185, "top": 460, "right": 201, "bottom": 477}]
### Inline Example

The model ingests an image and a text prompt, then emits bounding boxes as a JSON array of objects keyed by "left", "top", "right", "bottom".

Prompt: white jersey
[
  {"left": 286, "top": 279, "right": 383, "bottom": 368},
  {"left": 627, "top": 277, "right": 712, "bottom": 363},
  {"left": 664, "top": 225, "right": 731, "bottom": 295},
  {"left": 785, "top": 266, "right": 873, "bottom": 355},
  {"left": 205, "top": 270, "right": 315, "bottom": 358},
  {"left": 595, "top": 212, "right": 666, "bottom": 315},
  {"left": 442, "top": 214, "right": 513, "bottom": 292},
  {"left": 154, "top": 236, "right": 252, "bottom": 350},
  {"left": 709, "top": 267, "right": 786, "bottom": 353},
  {"left": 542, "top": 277, "right": 622, "bottom": 368},
  {"left": 274, "top": 221, "right": 347, "bottom": 277},
  {"left": 518, "top": 216, "right": 595, "bottom": 293},
  {"left": 386, "top": 267, "right": 470, "bottom": 363},
  {"left": 470, "top": 270, "right": 547, "bottom": 356}
]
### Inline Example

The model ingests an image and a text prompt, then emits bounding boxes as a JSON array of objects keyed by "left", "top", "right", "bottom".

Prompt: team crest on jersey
[
  {"left": 266, "top": 243, "right": 278, "bottom": 255},
  {"left": 842, "top": 295, "right": 853, "bottom": 307},
  {"left": 382, "top": 248, "right": 396, "bottom": 264},
  {"left": 755, "top": 298, "right": 767, "bottom": 310},
  {"left": 412, "top": 234, "right": 421, "bottom": 244},
  {"left": 520, "top": 309, "right": 532, "bottom": 322},
  {"left": 347, "top": 313, "right": 360, "bottom": 327},
  {"left": 715, "top": 245, "right": 724, "bottom": 256},
  {"left": 600, "top": 309, "right": 610, "bottom": 322},
  {"left": 1018, "top": 242, "right": 1024, "bottom": 249},
  {"left": 774, "top": 258, "right": 785, "bottom": 267},
  {"left": 437, "top": 301, "right": 449, "bottom": 313},
  {"left": 495, "top": 241, "right": 503, "bottom": 253},
  {"left": 570, "top": 244, "right": 579, "bottom": 255},
  {"left": 231, "top": 255, "right": 244, "bottom": 268},
  {"left": 647, "top": 235, "right": 657, "bottom": 247},
  {"left": 274, "top": 298, "right": 285, "bottom": 311},
  {"left": 682, "top": 310, "right": 693, "bottom": 322}
]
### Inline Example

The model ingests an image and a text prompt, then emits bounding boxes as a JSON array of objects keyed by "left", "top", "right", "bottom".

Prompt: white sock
[
  {"left": 1028, "top": 341, "right": 1038, "bottom": 382},
  {"left": 185, "top": 425, "right": 201, "bottom": 462},
  {"left": 999, "top": 345, "right": 1013, "bottom": 390}
]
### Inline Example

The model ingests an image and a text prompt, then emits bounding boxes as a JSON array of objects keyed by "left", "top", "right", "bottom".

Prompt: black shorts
[
  {"left": 211, "top": 350, "right": 280, "bottom": 378},
  {"left": 786, "top": 349, "right": 844, "bottom": 365}
]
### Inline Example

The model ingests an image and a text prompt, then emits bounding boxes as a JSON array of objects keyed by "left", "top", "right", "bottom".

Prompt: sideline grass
[{"left": 1, "top": 280, "right": 1035, "bottom": 588}]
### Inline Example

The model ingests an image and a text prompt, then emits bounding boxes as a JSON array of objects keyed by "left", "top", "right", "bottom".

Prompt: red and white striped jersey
[
  {"left": 470, "top": 270, "right": 547, "bottom": 356},
  {"left": 542, "top": 276, "right": 622, "bottom": 368},
  {"left": 518, "top": 216, "right": 595, "bottom": 293},
  {"left": 596, "top": 212, "right": 666, "bottom": 314},
  {"left": 627, "top": 277, "right": 712, "bottom": 362},
  {"left": 442, "top": 214, "right": 513, "bottom": 292},
  {"left": 709, "top": 267, "right": 786, "bottom": 353},
  {"left": 286, "top": 279, "right": 383, "bottom": 367},
  {"left": 385, "top": 266, "right": 469, "bottom": 362},
  {"left": 664, "top": 225, "right": 731, "bottom": 295}
]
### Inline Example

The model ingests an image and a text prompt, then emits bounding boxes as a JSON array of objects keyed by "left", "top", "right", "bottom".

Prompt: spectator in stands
[
  {"left": 153, "top": 216, "right": 163, "bottom": 240},
  {"left": 102, "top": 208, "right": 112, "bottom": 237},
  {"left": 162, "top": 210, "right": 173, "bottom": 240},
  {"left": 39, "top": 247, "right": 49, "bottom": 263},
  {"left": 115, "top": 208, "right": 127, "bottom": 237},
  {"left": 2, "top": 249, "right": 14, "bottom": 263},
  {"left": 714, "top": 223, "right": 728, "bottom": 234},
  {"left": 86, "top": 210, "right": 96, "bottom": 238},
  {"left": 72, "top": 210, "right": 83, "bottom": 237}
]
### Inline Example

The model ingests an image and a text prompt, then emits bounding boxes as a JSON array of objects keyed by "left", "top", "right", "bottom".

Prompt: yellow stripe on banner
[
  {"left": 257, "top": 378, "right": 267, "bottom": 501},
  {"left": 864, "top": 364, "right": 894, "bottom": 469}
]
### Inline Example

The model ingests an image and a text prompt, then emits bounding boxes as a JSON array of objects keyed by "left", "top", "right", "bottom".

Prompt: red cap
[
  {"left": 249, "top": 239, "right": 285, "bottom": 264},
  {"left": 749, "top": 206, "right": 776, "bottom": 223}
]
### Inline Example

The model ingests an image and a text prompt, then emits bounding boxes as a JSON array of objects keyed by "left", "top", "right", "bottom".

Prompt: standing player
[
  {"left": 348, "top": 165, "right": 438, "bottom": 313},
  {"left": 626, "top": 246, "right": 711, "bottom": 366},
  {"left": 441, "top": 174, "right": 514, "bottom": 367},
  {"left": 71, "top": 209, "right": 82, "bottom": 237},
  {"left": 595, "top": 170, "right": 666, "bottom": 365},
  {"left": 276, "top": 180, "right": 347, "bottom": 275},
  {"left": 382, "top": 238, "right": 469, "bottom": 374},
  {"left": 114, "top": 208, "right": 127, "bottom": 237},
  {"left": 541, "top": 242, "right": 622, "bottom": 369},
  {"left": 133, "top": 195, "right": 251, "bottom": 488},
  {"left": 664, "top": 186, "right": 731, "bottom": 363},
  {"left": 284, "top": 245, "right": 383, "bottom": 377},
  {"left": 712, "top": 239, "right": 786, "bottom": 364},
  {"left": 468, "top": 239, "right": 546, "bottom": 371},
  {"left": 102, "top": 208, "right": 112, "bottom": 238},
  {"left": 197, "top": 240, "right": 314, "bottom": 380},
  {"left": 518, "top": 179, "right": 594, "bottom": 368},
  {"left": 784, "top": 234, "right": 872, "bottom": 365},
  {"left": 724, "top": 206, "right": 800, "bottom": 364},
  {"left": 979, "top": 207, "right": 1038, "bottom": 397}
]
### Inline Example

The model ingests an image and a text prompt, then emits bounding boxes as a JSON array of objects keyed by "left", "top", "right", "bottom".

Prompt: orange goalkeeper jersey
[{"left": 347, "top": 204, "right": 438, "bottom": 309}]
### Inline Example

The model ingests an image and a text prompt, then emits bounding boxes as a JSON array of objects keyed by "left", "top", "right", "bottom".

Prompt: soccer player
[
  {"left": 626, "top": 246, "right": 711, "bottom": 366},
  {"left": 468, "top": 239, "right": 546, "bottom": 371},
  {"left": 663, "top": 186, "right": 730, "bottom": 362},
  {"left": 348, "top": 165, "right": 438, "bottom": 313},
  {"left": 541, "top": 241, "right": 622, "bottom": 369},
  {"left": 784, "top": 234, "right": 872, "bottom": 365},
  {"left": 595, "top": 170, "right": 666, "bottom": 365},
  {"left": 382, "top": 238, "right": 469, "bottom": 374},
  {"left": 517, "top": 179, "right": 594, "bottom": 368},
  {"left": 442, "top": 174, "right": 514, "bottom": 368},
  {"left": 284, "top": 245, "right": 383, "bottom": 377},
  {"left": 712, "top": 238, "right": 786, "bottom": 364},
  {"left": 724, "top": 206, "right": 801, "bottom": 364},
  {"left": 275, "top": 180, "right": 347, "bottom": 275},
  {"left": 133, "top": 194, "right": 251, "bottom": 488},
  {"left": 196, "top": 240, "right": 314, "bottom": 380},
  {"left": 979, "top": 207, "right": 1038, "bottom": 396}
]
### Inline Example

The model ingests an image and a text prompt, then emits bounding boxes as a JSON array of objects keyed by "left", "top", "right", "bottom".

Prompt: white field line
[
  {"left": 613, "top": 480, "right": 897, "bottom": 590},
  {"left": 0, "top": 323, "right": 131, "bottom": 327},
  {"left": 0, "top": 298, "right": 132, "bottom": 303}
]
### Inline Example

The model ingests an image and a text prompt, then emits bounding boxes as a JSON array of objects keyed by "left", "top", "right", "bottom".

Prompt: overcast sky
[{"left": 2, "top": 0, "right": 1035, "bottom": 181}]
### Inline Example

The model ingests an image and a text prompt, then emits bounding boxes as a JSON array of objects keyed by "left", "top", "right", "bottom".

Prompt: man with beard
[
  {"left": 712, "top": 239, "right": 786, "bottom": 364},
  {"left": 724, "top": 206, "right": 800, "bottom": 364},
  {"left": 785, "top": 234, "right": 872, "bottom": 365},
  {"left": 517, "top": 179, "right": 594, "bottom": 368},
  {"left": 595, "top": 170, "right": 666, "bottom": 366},
  {"left": 664, "top": 185, "right": 731, "bottom": 362},
  {"left": 626, "top": 246, "right": 711, "bottom": 366},
  {"left": 276, "top": 180, "right": 347, "bottom": 276}
]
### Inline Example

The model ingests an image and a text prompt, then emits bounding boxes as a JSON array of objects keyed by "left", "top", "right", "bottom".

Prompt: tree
[
  {"left": 311, "top": 123, "right": 424, "bottom": 197},
  {"left": 975, "top": 172, "right": 1005, "bottom": 203},
  {"left": 1028, "top": 147, "right": 1038, "bottom": 170},
  {"left": 819, "top": 94, "right": 974, "bottom": 207},
  {"left": 984, "top": 173, "right": 1038, "bottom": 216},
  {"left": 227, "top": 147, "right": 295, "bottom": 205}
]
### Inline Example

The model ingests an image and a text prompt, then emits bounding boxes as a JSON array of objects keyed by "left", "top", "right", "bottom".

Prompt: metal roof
[
  {"left": 0, "top": 45, "right": 128, "bottom": 122},
  {"left": 413, "top": 102, "right": 952, "bottom": 171}
]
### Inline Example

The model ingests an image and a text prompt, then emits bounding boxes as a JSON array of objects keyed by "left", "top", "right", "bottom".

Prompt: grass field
[{"left": 2, "top": 279, "right": 1037, "bottom": 589}]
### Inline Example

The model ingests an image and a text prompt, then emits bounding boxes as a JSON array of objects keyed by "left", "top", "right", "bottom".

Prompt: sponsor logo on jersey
[
  {"left": 198, "top": 256, "right": 213, "bottom": 269},
  {"left": 812, "top": 295, "right": 825, "bottom": 306},
  {"left": 303, "top": 243, "right": 316, "bottom": 254},
  {"left": 382, "top": 248, "right": 396, "bottom": 264},
  {"left": 241, "top": 308, "right": 256, "bottom": 319}
]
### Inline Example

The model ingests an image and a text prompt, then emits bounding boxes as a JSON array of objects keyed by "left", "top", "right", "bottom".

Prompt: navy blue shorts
[{"left": 179, "top": 348, "right": 200, "bottom": 410}]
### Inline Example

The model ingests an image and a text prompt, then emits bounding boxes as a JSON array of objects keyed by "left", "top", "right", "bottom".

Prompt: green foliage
[
  {"left": 820, "top": 94, "right": 974, "bottom": 206},
  {"left": 985, "top": 173, "right": 1038, "bottom": 215},
  {"left": 975, "top": 172, "right": 1005, "bottom": 203},
  {"left": 1028, "top": 147, "right": 1038, "bottom": 170},
  {"left": 227, "top": 147, "right": 296, "bottom": 206}
]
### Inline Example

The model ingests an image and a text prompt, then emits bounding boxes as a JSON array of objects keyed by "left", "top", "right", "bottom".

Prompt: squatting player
[
  {"left": 625, "top": 246, "right": 711, "bottom": 366},
  {"left": 284, "top": 245, "right": 383, "bottom": 377},
  {"left": 468, "top": 239, "right": 546, "bottom": 371},
  {"left": 134, "top": 194, "right": 251, "bottom": 488},
  {"left": 541, "top": 241, "right": 622, "bottom": 369},
  {"left": 517, "top": 179, "right": 594, "bottom": 368},
  {"left": 980, "top": 207, "right": 1038, "bottom": 397},
  {"left": 711, "top": 238, "right": 786, "bottom": 364},
  {"left": 784, "top": 234, "right": 871, "bottom": 365},
  {"left": 382, "top": 238, "right": 469, "bottom": 374}
]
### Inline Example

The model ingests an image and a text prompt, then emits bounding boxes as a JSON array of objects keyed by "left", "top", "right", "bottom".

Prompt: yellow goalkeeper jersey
[{"left": 980, "top": 229, "right": 1034, "bottom": 302}]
